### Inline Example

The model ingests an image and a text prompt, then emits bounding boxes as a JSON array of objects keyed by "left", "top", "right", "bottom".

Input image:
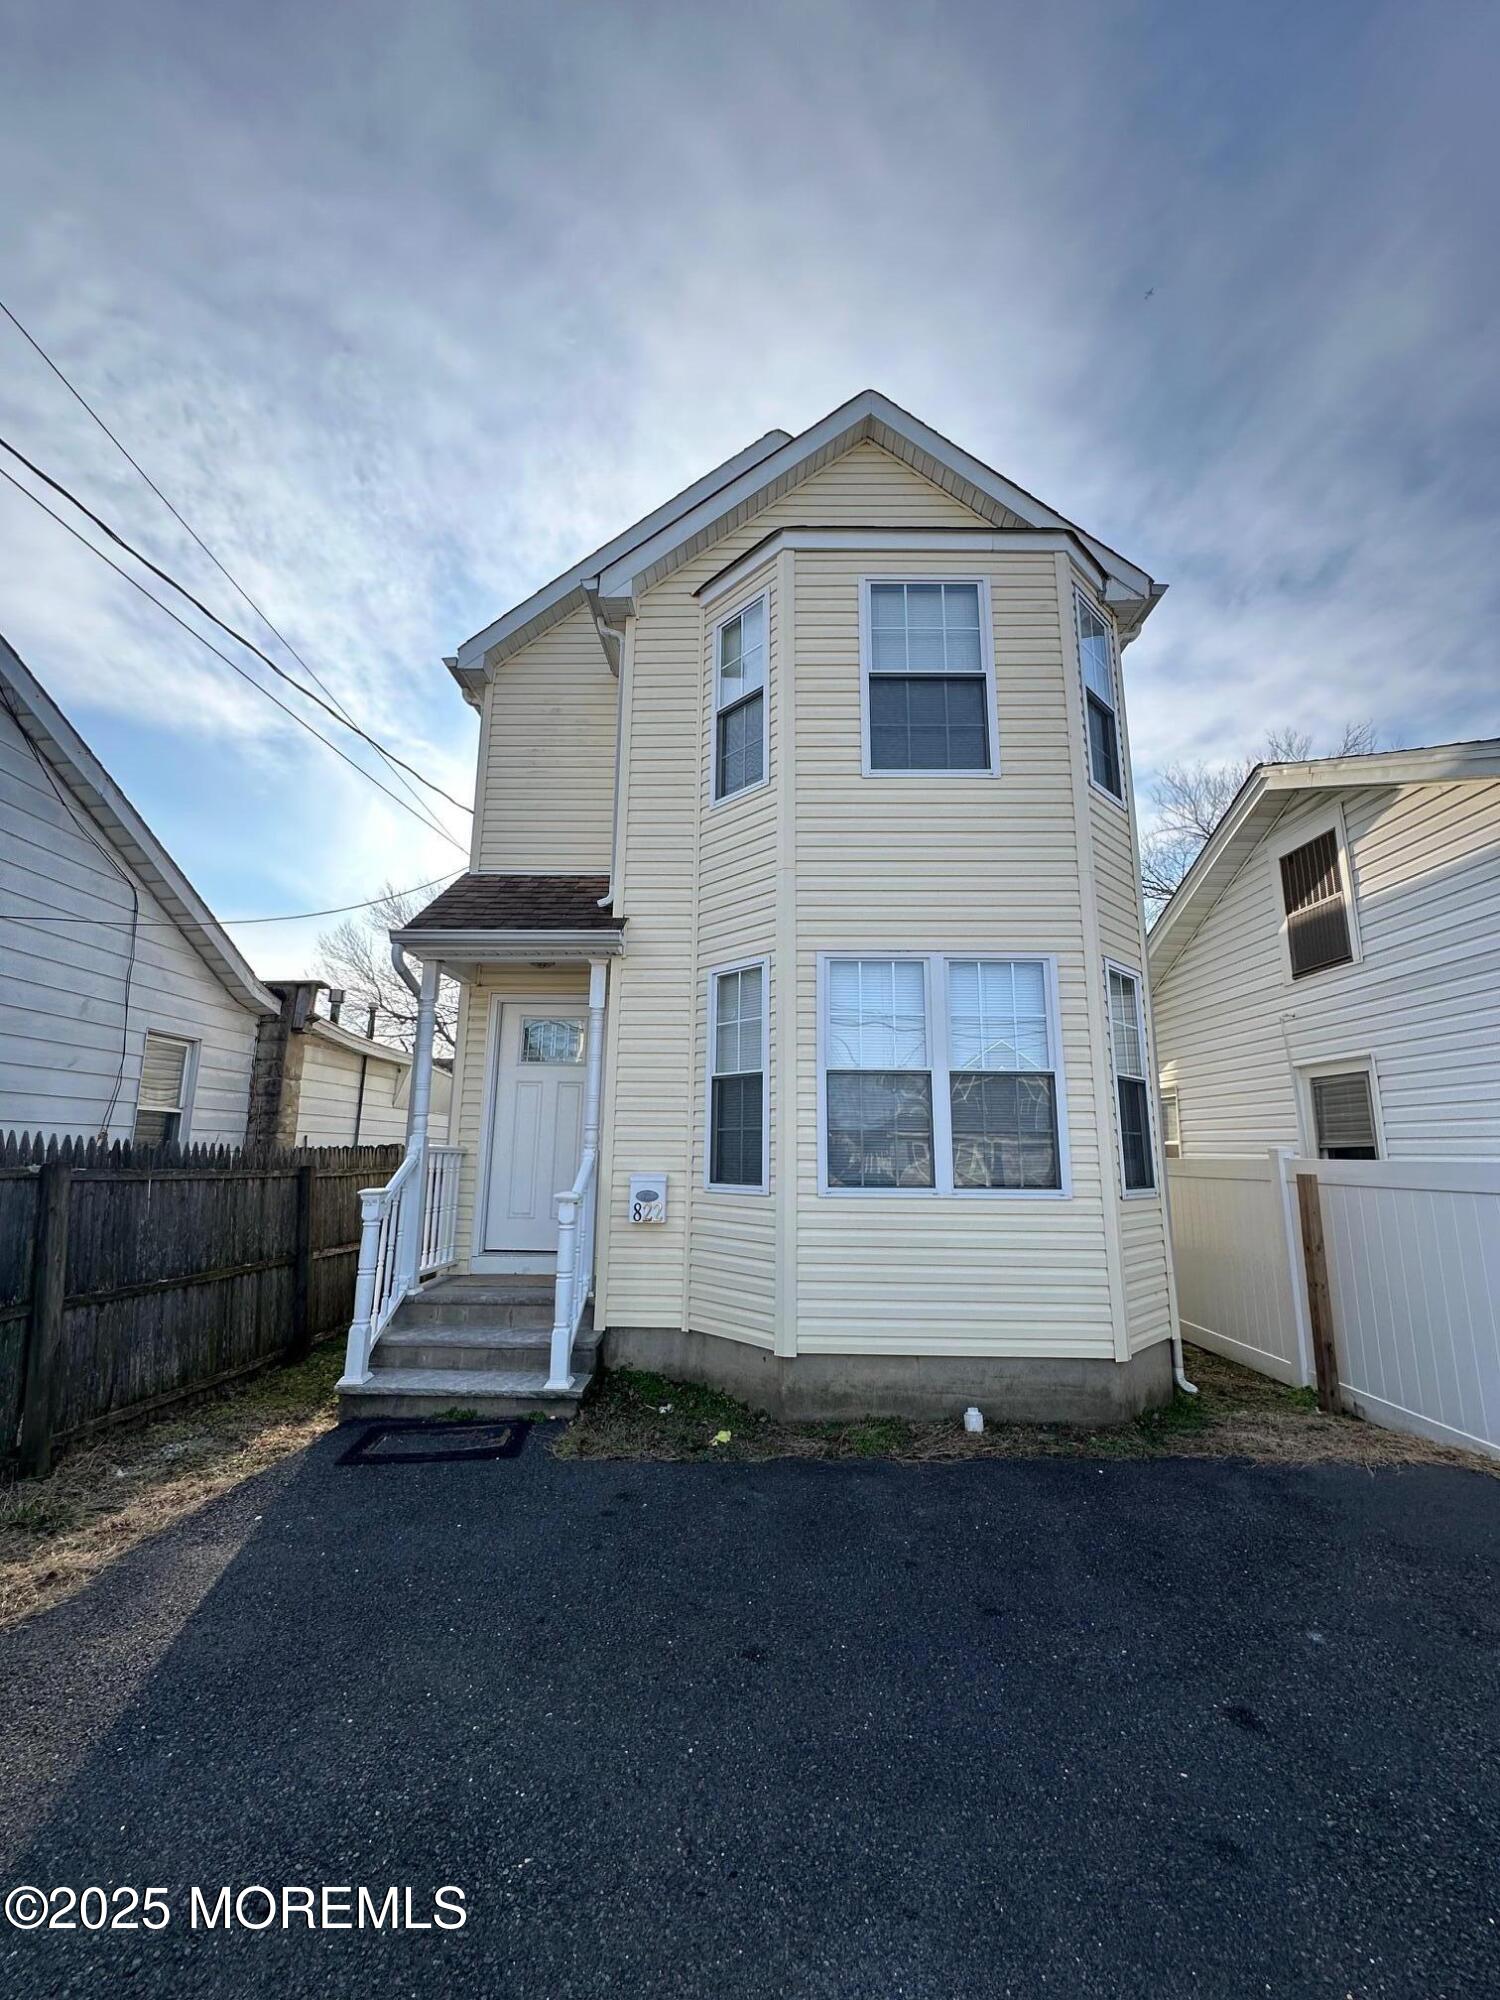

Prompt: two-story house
[{"left": 339, "top": 392, "right": 1186, "bottom": 1423}]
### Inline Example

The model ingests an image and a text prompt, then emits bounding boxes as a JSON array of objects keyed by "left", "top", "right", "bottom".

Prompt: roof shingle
[{"left": 401, "top": 874, "right": 619, "bottom": 933}]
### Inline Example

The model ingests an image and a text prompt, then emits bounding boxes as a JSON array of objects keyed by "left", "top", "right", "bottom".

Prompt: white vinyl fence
[{"left": 1168, "top": 1151, "right": 1500, "bottom": 1461}]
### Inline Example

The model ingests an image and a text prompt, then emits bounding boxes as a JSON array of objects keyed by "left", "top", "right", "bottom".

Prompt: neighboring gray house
[{"left": 0, "top": 635, "right": 447, "bottom": 1149}]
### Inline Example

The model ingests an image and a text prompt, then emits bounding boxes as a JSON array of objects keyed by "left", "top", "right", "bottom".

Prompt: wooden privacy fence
[
  {"left": 0, "top": 1132, "right": 402, "bottom": 1476},
  {"left": 1168, "top": 1150, "right": 1500, "bottom": 1461}
]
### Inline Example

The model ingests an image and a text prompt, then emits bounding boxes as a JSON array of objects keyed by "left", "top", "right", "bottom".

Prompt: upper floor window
[
  {"left": 134, "top": 1032, "right": 194, "bottom": 1147},
  {"left": 713, "top": 596, "right": 767, "bottom": 802},
  {"left": 861, "top": 580, "right": 996, "bottom": 775},
  {"left": 1075, "top": 593, "right": 1123, "bottom": 799},
  {"left": 820, "top": 953, "right": 1064, "bottom": 1194},
  {"left": 1107, "top": 967, "right": 1155, "bottom": 1192},
  {"left": 1159, "top": 1089, "right": 1181, "bottom": 1159},
  {"left": 1279, "top": 828, "right": 1354, "bottom": 978},
  {"left": 708, "top": 961, "right": 767, "bottom": 1190}
]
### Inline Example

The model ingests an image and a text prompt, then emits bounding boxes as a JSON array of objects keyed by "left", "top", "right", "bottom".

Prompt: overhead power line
[
  {"left": 0, "top": 870, "right": 461, "bottom": 928},
  {"left": 0, "top": 294, "right": 448, "bottom": 835},
  {"left": 0, "top": 430, "right": 471, "bottom": 819},
  {"left": 0, "top": 465, "right": 470, "bottom": 852}
]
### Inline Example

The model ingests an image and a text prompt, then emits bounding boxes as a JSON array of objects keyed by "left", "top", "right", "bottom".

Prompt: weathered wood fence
[{"left": 0, "top": 1131, "right": 402, "bottom": 1476}]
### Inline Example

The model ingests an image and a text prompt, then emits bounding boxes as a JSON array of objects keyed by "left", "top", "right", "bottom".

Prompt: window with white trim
[
  {"left": 708, "top": 963, "right": 767, "bottom": 1189},
  {"left": 1307, "top": 1066, "right": 1379, "bottom": 1160},
  {"left": 1107, "top": 968, "right": 1155, "bottom": 1192},
  {"left": 713, "top": 596, "right": 766, "bottom": 801},
  {"left": 1160, "top": 1089, "right": 1181, "bottom": 1159},
  {"left": 822, "top": 955, "right": 1063, "bottom": 1193},
  {"left": 1279, "top": 828, "right": 1353, "bottom": 978},
  {"left": 134, "top": 1032, "right": 193, "bottom": 1146},
  {"left": 864, "top": 581, "right": 994, "bottom": 773},
  {"left": 1075, "top": 593, "right": 1123, "bottom": 798}
]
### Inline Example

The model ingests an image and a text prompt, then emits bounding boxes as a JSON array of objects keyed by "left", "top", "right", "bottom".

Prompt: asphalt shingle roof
[{"left": 402, "top": 873, "right": 619, "bottom": 932}]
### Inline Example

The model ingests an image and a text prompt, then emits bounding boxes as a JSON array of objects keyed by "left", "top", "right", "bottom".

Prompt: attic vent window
[{"left": 1280, "top": 830, "right": 1353, "bottom": 978}]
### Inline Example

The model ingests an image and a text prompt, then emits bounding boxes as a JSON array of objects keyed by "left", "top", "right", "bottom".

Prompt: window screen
[
  {"left": 1108, "top": 969, "right": 1155, "bottom": 1191},
  {"left": 1280, "top": 830, "right": 1353, "bottom": 978},
  {"left": 710, "top": 965, "right": 766, "bottom": 1187},
  {"left": 946, "top": 960, "right": 1060, "bottom": 1189},
  {"left": 1310, "top": 1071, "right": 1378, "bottom": 1160},
  {"left": 825, "top": 959, "right": 934, "bottom": 1187},
  {"left": 867, "top": 582, "right": 991, "bottom": 772},
  {"left": 715, "top": 598, "right": 766, "bottom": 801},
  {"left": 1076, "top": 595, "right": 1123, "bottom": 798}
]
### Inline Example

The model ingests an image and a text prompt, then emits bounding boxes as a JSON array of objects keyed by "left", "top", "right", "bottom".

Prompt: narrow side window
[
  {"left": 709, "top": 963, "right": 767, "bottom": 1189},
  {"left": 1107, "top": 968, "right": 1155, "bottom": 1192},
  {"left": 1075, "top": 593, "right": 1123, "bottom": 799},
  {"left": 134, "top": 1033, "right": 194, "bottom": 1146},
  {"left": 714, "top": 597, "right": 767, "bottom": 801}
]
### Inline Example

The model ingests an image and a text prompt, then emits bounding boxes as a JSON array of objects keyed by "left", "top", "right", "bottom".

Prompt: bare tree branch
[
  {"left": 1142, "top": 721, "right": 1381, "bottom": 923},
  {"left": 316, "top": 883, "right": 460, "bottom": 1054}
]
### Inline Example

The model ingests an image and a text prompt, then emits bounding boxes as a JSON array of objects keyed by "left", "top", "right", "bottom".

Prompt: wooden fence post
[
  {"left": 19, "top": 1161, "right": 72, "bottom": 1477},
  {"left": 288, "top": 1161, "right": 316, "bottom": 1362},
  {"left": 1295, "top": 1171, "right": 1340, "bottom": 1414}
]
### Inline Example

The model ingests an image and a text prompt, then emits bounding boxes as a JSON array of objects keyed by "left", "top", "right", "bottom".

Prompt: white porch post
[
  {"left": 546, "top": 957, "right": 609, "bottom": 1392},
  {"left": 397, "top": 957, "right": 440, "bottom": 1292},
  {"left": 582, "top": 957, "right": 608, "bottom": 1155}
]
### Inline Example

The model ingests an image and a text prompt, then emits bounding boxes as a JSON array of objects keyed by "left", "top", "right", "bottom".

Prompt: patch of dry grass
[
  {"left": 554, "top": 1345, "right": 1498, "bottom": 1475},
  {"left": 0, "top": 1343, "right": 344, "bottom": 1630}
]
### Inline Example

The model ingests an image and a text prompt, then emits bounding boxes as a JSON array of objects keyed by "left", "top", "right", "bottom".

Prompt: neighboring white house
[
  {"left": 0, "top": 632, "right": 277, "bottom": 1146},
  {"left": 1149, "top": 741, "right": 1500, "bottom": 1161},
  {"left": 0, "top": 634, "right": 448, "bottom": 1152},
  {"left": 341, "top": 389, "right": 1188, "bottom": 1424},
  {"left": 1148, "top": 743, "right": 1500, "bottom": 1459}
]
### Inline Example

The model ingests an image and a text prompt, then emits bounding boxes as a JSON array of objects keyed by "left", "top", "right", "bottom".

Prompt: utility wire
[
  {"left": 0, "top": 871, "right": 460, "bottom": 927},
  {"left": 0, "top": 465, "right": 470, "bottom": 851},
  {"left": 0, "top": 294, "right": 451, "bottom": 834},
  {"left": 0, "top": 432, "right": 471, "bottom": 819}
]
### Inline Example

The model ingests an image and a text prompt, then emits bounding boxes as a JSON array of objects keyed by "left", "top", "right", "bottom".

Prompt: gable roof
[
  {"left": 1147, "top": 738, "right": 1500, "bottom": 980},
  {"left": 0, "top": 632, "right": 279, "bottom": 1017},
  {"left": 451, "top": 390, "right": 1164, "bottom": 697}
]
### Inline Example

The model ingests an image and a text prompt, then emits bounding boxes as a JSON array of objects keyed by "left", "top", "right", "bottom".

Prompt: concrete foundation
[{"left": 599, "top": 1325, "right": 1175, "bottom": 1425}]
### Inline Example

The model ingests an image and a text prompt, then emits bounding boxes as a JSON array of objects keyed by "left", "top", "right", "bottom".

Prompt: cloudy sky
[{"left": 1, "top": 0, "right": 1495, "bottom": 976}]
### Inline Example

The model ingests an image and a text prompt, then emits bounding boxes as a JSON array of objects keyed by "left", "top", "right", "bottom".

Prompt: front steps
[{"left": 339, "top": 1276, "right": 597, "bottom": 1421}]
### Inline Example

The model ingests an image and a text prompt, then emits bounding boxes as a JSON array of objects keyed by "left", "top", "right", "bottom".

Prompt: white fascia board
[
  {"left": 452, "top": 427, "right": 793, "bottom": 674},
  {"left": 392, "top": 927, "right": 626, "bottom": 964},
  {"left": 0, "top": 634, "right": 279, "bottom": 1017},
  {"left": 1147, "top": 737, "right": 1500, "bottom": 975},
  {"left": 598, "top": 389, "right": 1158, "bottom": 606},
  {"left": 305, "top": 1017, "right": 413, "bottom": 1067}
]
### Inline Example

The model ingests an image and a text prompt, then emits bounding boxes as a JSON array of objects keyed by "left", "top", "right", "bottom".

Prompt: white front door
[{"left": 482, "top": 1006, "right": 588, "bottom": 1254}]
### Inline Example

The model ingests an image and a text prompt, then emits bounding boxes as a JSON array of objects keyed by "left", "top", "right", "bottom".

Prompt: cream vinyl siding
[
  {"left": 599, "top": 442, "right": 1014, "bottom": 1337},
  {"left": 1152, "top": 780, "right": 1500, "bottom": 1158},
  {"left": 1070, "top": 586, "right": 1172, "bottom": 1353},
  {"left": 0, "top": 701, "right": 261, "bottom": 1143},
  {"left": 474, "top": 604, "right": 618, "bottom": 872},
  {"left": 449, "top": 964, "right": 590, "bottom": 1271}
]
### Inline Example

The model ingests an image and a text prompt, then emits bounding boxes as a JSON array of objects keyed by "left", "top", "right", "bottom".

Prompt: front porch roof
[{"left": 393, "top": 872, "right": 624, "bottom": 964}]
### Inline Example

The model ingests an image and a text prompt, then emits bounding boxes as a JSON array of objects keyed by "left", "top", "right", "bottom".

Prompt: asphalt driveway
[{"left": 2, "top": 1429, "right": 1497, "bottom": 1998}]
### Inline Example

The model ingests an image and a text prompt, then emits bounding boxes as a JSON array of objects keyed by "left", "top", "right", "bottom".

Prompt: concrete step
[
  {"left": 371, "top": 1323, "right": 599, "bottom": 1374},
  {"left": 340, "top": 1366, "right": 591, "bottom": 1422},
  {"left": 390, "top": 1282, "right": 558, "bottom": 1332}
]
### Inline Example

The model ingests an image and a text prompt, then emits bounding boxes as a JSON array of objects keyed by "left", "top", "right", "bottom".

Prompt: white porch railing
[
  {"left": 548, "top": 1146, "right": 598, "bottom": 1391},
  {"left": 342, "top": 1143, "right": 464, "bottom": 1385}
]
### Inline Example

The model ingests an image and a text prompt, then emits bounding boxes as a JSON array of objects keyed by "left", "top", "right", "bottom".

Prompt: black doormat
[{"left": 337, "top": 1418, "right": 528, "bottom": 1467}]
